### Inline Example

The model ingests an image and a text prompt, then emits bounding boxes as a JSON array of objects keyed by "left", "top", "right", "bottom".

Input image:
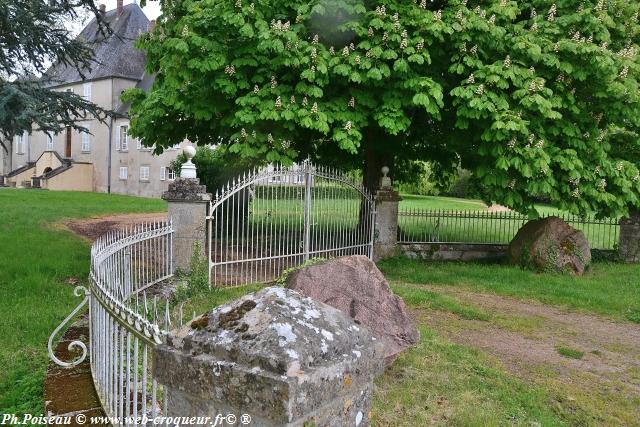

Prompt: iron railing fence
[
  {"left": 49, "top": 221, "right": 181, "bottom": 426},
  {"left": 89, "top": 221, "right": 175, "bottom": 425},
  {"left": 207, "top": 163, "right": 376, "bottom": 288},
  {"left": 398, "top": 209, "right": 620, "bottom": 250}
]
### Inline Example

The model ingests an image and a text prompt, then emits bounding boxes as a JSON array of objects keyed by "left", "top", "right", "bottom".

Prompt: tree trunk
[
  {"left": 359, "top": 145, "right": 395, "bottom": 233},
  {"left": 362, "top": 146, "right": 395, "bottom": 195}
]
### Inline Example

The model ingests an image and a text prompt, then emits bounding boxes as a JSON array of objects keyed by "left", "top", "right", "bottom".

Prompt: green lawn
[
  {"left": 378, "top": 257, "right": 640, "bottom": 323},
  {"left": 0, "top": 189, "right": 166, "bottom": 413},
  {"left": 174, "top": 254, "right": 640, "bottom": 425},
  {"left": 400, "top": 194, "right": 487, "bottom": 210}
]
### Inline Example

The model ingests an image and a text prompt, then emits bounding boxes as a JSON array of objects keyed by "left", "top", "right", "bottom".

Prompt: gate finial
[
  {"left": 380, "top": 166, "right": 392, "bottom": 189},
  {"left": 180, "top": 145, "right": 197, "bottom": 179}
]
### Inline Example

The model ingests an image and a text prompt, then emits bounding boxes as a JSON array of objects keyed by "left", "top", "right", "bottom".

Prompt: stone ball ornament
[
  {"left": 180, "top": 145, "right": 197, "bottom": 179},
  {"left": 183, "top": 145, "right": 196, "bottom": 160}
]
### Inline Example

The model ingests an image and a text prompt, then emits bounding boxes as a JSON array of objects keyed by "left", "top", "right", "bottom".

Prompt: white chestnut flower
[
  {"left": 598, "top": 178, "right": 607, "bottom": 190},
  {"left": 311, "top": 102, "right": 318, "bottom": 114},
  {"left": 348, "top": 97, "right": 355, "bottom": 108},
  {"left": 271, "top": 76, "right": 277, "bottom": 88},
  {"left": 275, "top": 96, "right": 282, "bottom": 108},
  {"left": 547, "top": 4, "right": 557, "bottom": 21},
  {"left": 467, "top": 73, "right": 475, "bottom": 84},
  {"left": 253, "top": 85, "right": 259, "bottom": 94},
  {"left": 302, "top": 97, "right": 308, "bottom": 106},
  {"left": 342, "top": 46, "right": 350, "bottom": 56},
  {"left": 290, "top": 95, "right": 296, "bottom": 104},
  {"left": 240, "top": 128, "right": 247, "bottom": 138},
  {"left": 344, "top": 121, "right": 353, "bottom": 131}
]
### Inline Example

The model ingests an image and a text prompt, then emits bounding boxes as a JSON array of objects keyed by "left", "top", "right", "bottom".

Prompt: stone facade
[
  {"left": 162, "top": 178, "right": 211, "bottom": 272},
  {"left": 619, "top": 210, "right": 640, "bottom": 263},
  {"left": 154, "top": 287, "right": 384, "bottom": 426},
  {"left": 3, "top": 4, "right": 186, "bottom": 198}
]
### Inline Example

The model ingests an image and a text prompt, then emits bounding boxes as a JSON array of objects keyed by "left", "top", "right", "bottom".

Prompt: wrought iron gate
[{"left": 207, "top": 163, "right": 376, "bottom": 287}]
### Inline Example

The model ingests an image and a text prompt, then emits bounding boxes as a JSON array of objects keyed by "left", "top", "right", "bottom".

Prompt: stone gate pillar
[
  {"left": 619, "top": 209, "right": 640, "bottom": 263},
  {"left": 373, "top": 166, "right": 401, "bottom": 261},
  {"left": 162, "top": 146, "right": 211, "bottom": 272},
  {"left": 154, "top": 287, "right": 384, "bottom": 426}
]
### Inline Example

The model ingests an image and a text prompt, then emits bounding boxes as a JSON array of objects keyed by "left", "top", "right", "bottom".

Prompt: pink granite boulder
[{"left": 285, "top": 255, "right": 419, "bottom": 365}]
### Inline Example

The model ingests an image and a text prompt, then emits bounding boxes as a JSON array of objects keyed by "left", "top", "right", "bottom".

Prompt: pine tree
[{"left": 0, "top": 0, "right": 110, "bottom": 154}]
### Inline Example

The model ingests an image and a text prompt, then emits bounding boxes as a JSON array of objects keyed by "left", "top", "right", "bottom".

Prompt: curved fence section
[
  {"left": 89, "top": 221, "right": 174, "bottom": 423},
  {"left": 207, "top": 163, "right": 376, "bottom": 287}
]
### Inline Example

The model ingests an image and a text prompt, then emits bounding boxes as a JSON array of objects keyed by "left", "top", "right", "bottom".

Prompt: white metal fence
[
  {"left": 207, "top": 163, "right": 376, "bottom": 287},
  {"left": 49, "top": 221, "right": 176, "bottom": 425}
]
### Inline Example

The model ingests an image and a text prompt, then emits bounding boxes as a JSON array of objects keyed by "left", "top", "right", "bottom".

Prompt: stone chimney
[
  {"left": 98, "top": 4, "right": 106, "bottom": 16},
  {"left": 117, "top": 0, "right": 123, "bottom": 15},
  {"left": 148, "top": 19, "right": 156, "bottom": 31}
]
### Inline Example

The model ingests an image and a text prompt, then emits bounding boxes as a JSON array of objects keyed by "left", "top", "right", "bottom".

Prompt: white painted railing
[{"left": 49, "top": 220, "right": 175, "bottom": 425}]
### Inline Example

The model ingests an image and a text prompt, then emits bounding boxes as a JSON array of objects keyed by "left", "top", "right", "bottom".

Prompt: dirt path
[
  {"left": 409, "top": 285, "right": 640, "bottom": 424},
  {"left": 63, "top": 212, "right": 167, "bottom": 241}
]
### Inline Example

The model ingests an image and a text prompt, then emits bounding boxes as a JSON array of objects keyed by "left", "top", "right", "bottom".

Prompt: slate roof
[{"left": 43, "top": 3, "right": 149, "bottom": 87}]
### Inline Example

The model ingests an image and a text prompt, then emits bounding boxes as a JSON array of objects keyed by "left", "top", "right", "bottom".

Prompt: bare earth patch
[
  {"left": 63, "top": 212, "right": 167, "bottom": 241},
  {"left": 410, "top": 285, "right": 640, "bottom": 425}
]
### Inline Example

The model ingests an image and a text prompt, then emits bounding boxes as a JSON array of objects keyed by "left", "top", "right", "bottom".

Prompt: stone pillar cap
[{"left": 155, "top": 287, "right": 384, "bottom": 422}]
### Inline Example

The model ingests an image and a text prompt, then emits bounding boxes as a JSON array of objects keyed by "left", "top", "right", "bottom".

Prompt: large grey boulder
[
  {"left": 154, "top": 287, "right": 384, "bottom": 427},
  {"left": 508, "top": 216, "right": 591, "bottom": 274},
  {"left": 285, "top": 255, "right": 420, "bottom": 365}
]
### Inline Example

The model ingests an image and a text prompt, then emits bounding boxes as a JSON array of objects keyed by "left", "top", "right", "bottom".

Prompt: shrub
[{"left": 170, "top": 146, "right": 256, "bottom": 194}]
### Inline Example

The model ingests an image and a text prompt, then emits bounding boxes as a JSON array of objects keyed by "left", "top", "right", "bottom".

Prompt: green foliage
[
  {"left": 556, "top": 346, "right": 585, "bottom": 359},
  {"left": 396, "top": 161, "right": 440, "bottom": 196},
  {"left": 130, "top": 0, "right": 640, "bottom": 217},
  {"left": 172, "top": 242, "right": 211, "bottom": 305},
  {"left": 275, "top": 257, "right": 326, "bottom": 285},
  {"left": 444, "top": 167, "right": 478, "bottom": 199},
  {"left": 170, "top": 146, "right": 255, "bottom": 193}
]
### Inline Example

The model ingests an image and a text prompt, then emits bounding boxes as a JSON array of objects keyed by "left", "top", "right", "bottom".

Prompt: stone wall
[{"left": 400, "top": 243, "right": 509, "bottom": 262}]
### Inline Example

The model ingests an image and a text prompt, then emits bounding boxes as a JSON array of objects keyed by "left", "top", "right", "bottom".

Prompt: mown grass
[
  {"left": 379, "top": 257, "right": 640, "bottom": 323},
  {"left": 0, "top": 189, "right": 166, "bottom": 413},
  {"left": 373, "top": 327, "right": 567, "bottom": 426},
  {"left": 399, "top": 194, "right": 487, "bottom": 210}
]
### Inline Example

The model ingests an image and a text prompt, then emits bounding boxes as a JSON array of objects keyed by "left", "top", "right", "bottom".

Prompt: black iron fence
[{"left": 398, "top": 209, "right": 619, "bottom": 250}]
